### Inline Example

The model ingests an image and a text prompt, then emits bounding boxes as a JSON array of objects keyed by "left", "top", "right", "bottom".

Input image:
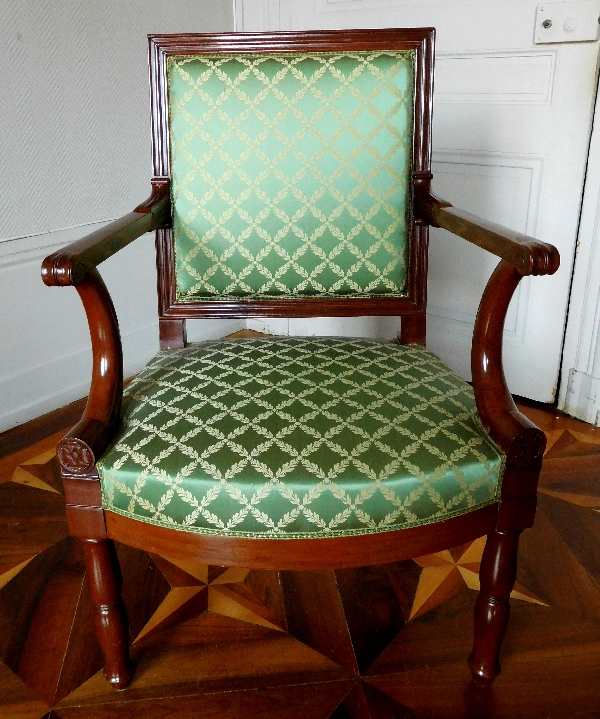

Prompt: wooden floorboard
[
  {"left": 0, "top": 399, "right": 86, "bottom": 461},
  {"left": 0, "top": 394, "right": 599, "bottom": 718}
]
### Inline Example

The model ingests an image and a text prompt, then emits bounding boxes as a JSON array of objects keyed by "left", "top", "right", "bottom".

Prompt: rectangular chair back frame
[{"left": 149, "top": 30, "right": 435, "bottom": 350}]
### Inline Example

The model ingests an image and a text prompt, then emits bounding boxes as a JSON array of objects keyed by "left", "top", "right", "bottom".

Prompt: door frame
[{"left": 558, "top": 71, "right": 600, "bottom": 425}]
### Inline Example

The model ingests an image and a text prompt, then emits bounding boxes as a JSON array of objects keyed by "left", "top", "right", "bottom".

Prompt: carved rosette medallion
[
  {"left": 58, "top": 438, "right": 96, "bottom": 474},
  {"left": 509, "top": 430, "right": 545, "bottom": 467}
]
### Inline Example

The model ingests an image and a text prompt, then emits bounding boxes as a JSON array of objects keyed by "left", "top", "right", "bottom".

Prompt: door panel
[{"left": 239, "top": 0, "right": 600, "bottom": 401}]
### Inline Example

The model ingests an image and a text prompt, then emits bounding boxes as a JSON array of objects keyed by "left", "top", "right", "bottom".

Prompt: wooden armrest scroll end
[
  {"left": 41, "top": 178, "right": 171, "bottom": 287},
  {"left": 41, "top": 251, "right": 86, "bottom": 288},
  {"left": 414, "top": 188, "right": 560, "bottom": 277}
]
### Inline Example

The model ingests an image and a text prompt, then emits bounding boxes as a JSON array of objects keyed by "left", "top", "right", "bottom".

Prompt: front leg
[
  {"left": 469, "top": 529, "right": 521, "bottom": 686},
  {"left": 82, "top": 538, "right": 134, "bottom": 690}
]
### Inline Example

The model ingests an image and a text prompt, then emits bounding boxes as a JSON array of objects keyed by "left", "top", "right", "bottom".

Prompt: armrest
[
  {"left": 413, "top": 186, "right": 558, "bottom": 469},
  {"left": 415, "top": 186, "right": 558, "bottom": 472},
  {"left": 41, "top": 177, "right": 170, "bottom": 287},
  {"left": 41, "top": 178, "right": 170, "bottom": 473},
  {"left": 414, "top": 188, "right": 559, "bottom": 276}
]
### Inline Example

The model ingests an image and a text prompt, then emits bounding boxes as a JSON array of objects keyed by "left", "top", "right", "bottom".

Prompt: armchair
[{"left": 41, "top": 28, "right": 559, "bottom": 711}]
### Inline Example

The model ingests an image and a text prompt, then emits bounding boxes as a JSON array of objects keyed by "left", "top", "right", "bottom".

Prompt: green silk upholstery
[
  {"left": 168, "top": 51, "right": 414, "bottom": 300},
  {"left": 98, "top": 338, "right": 504, "bottom": 538}
]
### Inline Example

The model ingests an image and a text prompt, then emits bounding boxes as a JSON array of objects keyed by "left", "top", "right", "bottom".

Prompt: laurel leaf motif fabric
[
  {"left": 167, "top": 51, "right": 414, "bottom": 300},
  {"left": 98, "top": 338, "right": 504, "bottom": 538}
]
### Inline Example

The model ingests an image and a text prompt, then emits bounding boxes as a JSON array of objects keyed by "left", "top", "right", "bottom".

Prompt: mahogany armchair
[{"left": 42, "top": 28, "right": 559, "bottom": 703}]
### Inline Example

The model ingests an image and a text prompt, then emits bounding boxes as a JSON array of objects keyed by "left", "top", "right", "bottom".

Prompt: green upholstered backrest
[{"left": 167, "top": 50, "right": 415, "bottom": 301}]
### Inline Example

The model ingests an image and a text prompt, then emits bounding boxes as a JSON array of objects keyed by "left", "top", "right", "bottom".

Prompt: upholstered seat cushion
[{"left": 98, "top": 337, "right": 504, "bottom": 538}]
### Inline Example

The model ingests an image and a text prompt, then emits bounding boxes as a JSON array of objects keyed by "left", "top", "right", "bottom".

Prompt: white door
[{"left": 237, "top": 0, "right": 600, "bottom": 403}]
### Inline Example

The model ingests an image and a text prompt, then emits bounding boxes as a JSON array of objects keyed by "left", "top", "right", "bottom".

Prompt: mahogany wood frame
[
  {"left": 41, "top": 29, "right": 559, "bottom": 701},
  {"left": 150, "top": 29, "right": 435, "bottom": 349}
]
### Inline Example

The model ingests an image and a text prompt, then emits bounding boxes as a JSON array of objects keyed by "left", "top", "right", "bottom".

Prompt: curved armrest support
[
  {"left": 56, "top": 267, "right": 123, "bottom": 473},
  {"left": 41, "top": 180, "right": 169, "bottom": 472},
  {"left": 414, "top": 188, "right": 559, "bottom": 276},
  {"left": 41, "top": 178, "right": 170, "bottom": 287},
  {"left": 472, "top": 260, "right": 547, "bottom": 468}
]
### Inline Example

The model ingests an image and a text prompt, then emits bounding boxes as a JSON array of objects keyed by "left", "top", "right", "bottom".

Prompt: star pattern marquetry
[
  {"left": 539, "top": 428, "right": 600, "bottom": 511},
  {"left": 409, "top": 536, "right": 548, "bottom": 620},
  {"left": 0, "top": 556, "right": 35, "bottom": 591},
  {"left": 133, "top": 556, "right": 286, "bottom": 644},
  {"left": 0, "top": 442, "right": 67, "bottom": 594},
  {"left": 9, "top": 447, "right": 63, "bottom": 494},
  {"left": 544, "top": 427, "right": 600, "bottom": 456}
]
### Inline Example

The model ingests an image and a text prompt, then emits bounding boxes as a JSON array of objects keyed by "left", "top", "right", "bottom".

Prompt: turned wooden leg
[
  {"left": 469, "top": 529, "right": 521, "bottom": 686},
  {"left": 82, "top": 538, "right": 134, "bottom": 690}
]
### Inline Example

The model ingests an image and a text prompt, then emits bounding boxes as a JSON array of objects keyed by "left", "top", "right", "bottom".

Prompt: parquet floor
[{"left": 0, "top": 400, "right": 599, "bottom": 718}]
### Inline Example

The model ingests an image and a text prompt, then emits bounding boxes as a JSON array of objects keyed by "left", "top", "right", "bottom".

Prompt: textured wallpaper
[{"left": 0, "top": 0, "right": 233, "bottom": 241}]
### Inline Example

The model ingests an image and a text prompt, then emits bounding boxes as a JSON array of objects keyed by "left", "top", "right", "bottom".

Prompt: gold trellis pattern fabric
[
  {"left": 98, "top": 338, "right": 504, "bottom": 538},
  {"left": 167, "top": 51, "right": 414, "bottom": 300}
]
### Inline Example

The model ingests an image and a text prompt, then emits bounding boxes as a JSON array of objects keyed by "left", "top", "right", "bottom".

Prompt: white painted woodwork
[
  {"left": 238, "top": 0, "right": 600, "bottom": 403},
  {"left": 558, "top": 82, "right": 600, "bottom": 425},
  {"left": 534, "top": 0, "right": 600, "bottom": 44}
]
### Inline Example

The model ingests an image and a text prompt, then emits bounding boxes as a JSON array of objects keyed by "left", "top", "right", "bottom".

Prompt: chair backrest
[{"left": 149, "top": 29, "right": 434, "bottom": 321}]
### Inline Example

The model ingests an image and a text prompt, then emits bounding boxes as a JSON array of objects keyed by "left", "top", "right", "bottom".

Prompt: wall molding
[
  {"left": 0, "top": 219, "right": 115, "bottom": 270},
  {"left": 0, "top": 322, "right": 155, "bottom": 432},
  {"left": 236, "top": 0, "right": 292, "bottom": 30},
  {"left": 435, "top": 51, "right": 556, "bottom": 106},
  {"left": 316, "top": 0, "right": 435, "bottom": 11},
  {"left": 0, "top": 315, "right": 244, "bottom": 434}
]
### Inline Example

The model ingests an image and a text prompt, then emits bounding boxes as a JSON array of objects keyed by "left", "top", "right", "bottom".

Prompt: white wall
[{"left": 0, "top": 0, "right": 239, "bottom": 433}]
